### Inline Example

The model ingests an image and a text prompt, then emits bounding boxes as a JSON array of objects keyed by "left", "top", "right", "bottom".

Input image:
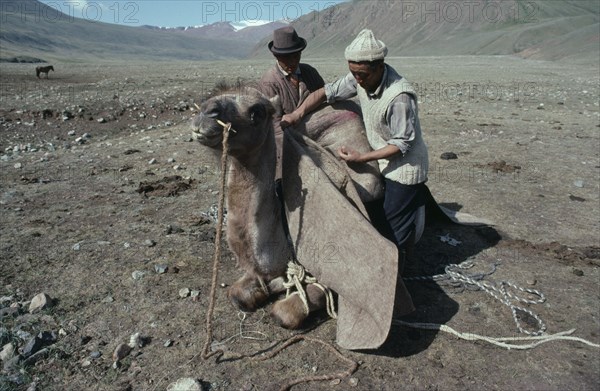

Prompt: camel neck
[
  {"left": 225, "top": 131, "right": 290, "bottom": 277},
  {"left": 227, "top": 132, "right": 277, "bottom": 209}
]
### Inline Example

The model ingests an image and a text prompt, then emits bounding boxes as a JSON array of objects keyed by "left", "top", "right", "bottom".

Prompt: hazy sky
[{"left": 37, "top": 0, "right": 347, "bottom": 28}]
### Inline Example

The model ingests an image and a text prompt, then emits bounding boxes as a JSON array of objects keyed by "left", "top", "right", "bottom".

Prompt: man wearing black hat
[{"left": 258, "top": 26, "right": 325, "bottom": 180}]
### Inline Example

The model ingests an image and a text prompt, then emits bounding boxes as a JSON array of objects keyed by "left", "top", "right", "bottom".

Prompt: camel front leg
[
  {"left": 227, "top": 274, "right": 288, "bottom": 312},
  {"left": 227, "top": 272, "right": 270, "bottom": 312},
  {"left": 270, "top": 284, "right": 327, "bottom": 329}
]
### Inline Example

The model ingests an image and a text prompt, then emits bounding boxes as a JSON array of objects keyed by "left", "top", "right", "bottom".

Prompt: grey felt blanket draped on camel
[{"left": 282, "top": 130, "right": 415, "bottom": 350}]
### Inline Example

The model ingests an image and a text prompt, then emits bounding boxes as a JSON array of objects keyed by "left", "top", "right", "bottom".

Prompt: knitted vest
[{"left": 357, "top": 66, "right": 428, "bottom": 185}]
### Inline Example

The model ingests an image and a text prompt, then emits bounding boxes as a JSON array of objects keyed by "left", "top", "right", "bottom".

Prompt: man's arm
[
  {"left": 384, "top": 93, "right": 417, "bottom": 155},
  {"left": 281, "top": 72, "right": 358, "bottom": 127},
  {"left": 339, "top": 93, "right": 417, "bottom": 163},
  {"left": 338, "top": 144, "right": 401, "bottom": 163},
  {"left": 280, "top": 87, "right": 326, "bottom": 127}
]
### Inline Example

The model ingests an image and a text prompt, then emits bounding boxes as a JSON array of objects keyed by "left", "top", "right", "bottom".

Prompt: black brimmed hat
[{"left": 268, "top": 26, "right": 307, "bottom": 55}]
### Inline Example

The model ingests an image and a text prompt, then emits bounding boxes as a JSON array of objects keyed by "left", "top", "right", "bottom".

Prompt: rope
[
  {"left": 399, "top": 260, "right": 600, "bottom": 350},
  {"left": 201, "top": 119, "right": 357, "bottom": 390},
  {"left": 405, "top": 260, "right": 547, "bottom": 335},
  {"left": 283, "top": 261, "right": 338, "bottom": 319},
  {"left": 392, "top": 321, "right": 600, "bottom": 350},
  {"left": 209, "top": 310, "right": 269, "bottom": 350},
  {"left": 201, "top": 120, "right": 231, "bottom": 361}
]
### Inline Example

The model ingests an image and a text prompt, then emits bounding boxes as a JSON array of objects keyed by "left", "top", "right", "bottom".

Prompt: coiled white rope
[
  {"left": 400, "top": 260, "right": 600, "bottom": 349},
  {"left": 405, "top": 260, "right": 546, "bottom": 335}
]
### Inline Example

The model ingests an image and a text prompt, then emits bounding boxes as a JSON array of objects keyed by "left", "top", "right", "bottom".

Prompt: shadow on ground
[{"left": 372, "top": 202, "right": 502, "bottom": 358}]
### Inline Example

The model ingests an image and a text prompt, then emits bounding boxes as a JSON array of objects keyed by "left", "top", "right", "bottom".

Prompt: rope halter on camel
[
  {"left": 283, "top": 261, "right": 338, "bottom": 320},
  {"left": 216, "top": 119, "right": 236, "bottom": 134}
]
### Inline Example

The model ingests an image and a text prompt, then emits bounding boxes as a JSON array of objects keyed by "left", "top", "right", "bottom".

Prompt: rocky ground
[{"left": 0, "top": 57, "right": 599, "bottom": 391}]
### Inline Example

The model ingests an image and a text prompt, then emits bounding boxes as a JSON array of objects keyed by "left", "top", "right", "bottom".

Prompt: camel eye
[
  {"left": 205, "top": 110, "right": 219, "bottom": 118},
  {"left": 249, "top": 104, "right": 267, "bottom": 125},
  {"left": 201, "top": 101, "right": 221, "bottom": 118}
]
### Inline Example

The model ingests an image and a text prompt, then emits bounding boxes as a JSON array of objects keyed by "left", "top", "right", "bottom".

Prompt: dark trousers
[{"left": 365, "top": 180, "right": 426, "bottom": 250}]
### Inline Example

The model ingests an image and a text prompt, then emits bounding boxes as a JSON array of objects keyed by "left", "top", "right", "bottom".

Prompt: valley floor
[{"left": 1, "top": 56, "right": 598, "bottom": 390}]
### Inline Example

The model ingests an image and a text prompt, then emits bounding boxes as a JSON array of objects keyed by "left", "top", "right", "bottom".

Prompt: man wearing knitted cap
[{"left": 282, "top": 29, "right": 429, "bottom": 274}]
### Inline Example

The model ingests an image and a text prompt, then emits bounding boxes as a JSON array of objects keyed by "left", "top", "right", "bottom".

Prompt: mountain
[
  {"left": 0, "top": 0, "right": 279, "bottom": 62},
  {"left": 3, "top": 0, "right": 597, "bottom": 64},
  {"left": 183, "top": 21, "right": 289, "bottom": 42},
  {"left": 141, "top": 20, "right": 288, "bottom": 42},
  {"left": 251, "top": 0, "right": 599, "bottom": 64}
]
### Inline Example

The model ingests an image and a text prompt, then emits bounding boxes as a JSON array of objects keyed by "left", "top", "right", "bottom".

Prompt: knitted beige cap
[{"left": 344, "top": 29, "right": 388, "bottom": 62}]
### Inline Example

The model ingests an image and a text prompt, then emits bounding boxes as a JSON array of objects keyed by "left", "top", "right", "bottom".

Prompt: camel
[
  {"left": 36, "top": 65, "right": 54, "bottom": 79},
  {"left": 191, "top": 86, "right": 394, "bottom": 332},
  {"left": 191, "top": 87, "right": 493, "bottom": 349}
]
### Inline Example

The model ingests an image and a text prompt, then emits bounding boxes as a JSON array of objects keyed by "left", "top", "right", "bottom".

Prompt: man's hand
[
  {"left": 338, "top": 146, "right": 363, "bottom": 162},
  {"left": 339, "top": 144, "right": 401, "bottom": 163},
  {"left": 280, "top": 87, "right": 327, "bottom": 128},
  {"left": 281, "top": 112, "right": 301, "bottom": 128}
]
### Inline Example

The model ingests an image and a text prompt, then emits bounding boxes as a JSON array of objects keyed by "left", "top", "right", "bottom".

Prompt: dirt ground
[{"left": 0, "top": 56, "right": 598, "bottom": 391}]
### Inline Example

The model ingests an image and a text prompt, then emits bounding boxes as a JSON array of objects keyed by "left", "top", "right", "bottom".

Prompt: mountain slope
[
  {"left": 0, "top": 0, "right": 260, "bottom": 62},
  {"left": 3, "top": 0, "right": 597, "bottom": 63},
  {"left": 251, "top": 0, "right": 599, "bottom": 63},
  {"left": 139, "top": 21, "right": 288, "bottom": 42}
]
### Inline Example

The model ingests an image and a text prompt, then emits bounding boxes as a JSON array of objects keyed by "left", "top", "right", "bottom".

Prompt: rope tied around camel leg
[
  {"left": 200, "top": 119, "right": 357, "bottom": 389},
  {"left": 283, "top": 261, "right": 337, "bottom": 319}
]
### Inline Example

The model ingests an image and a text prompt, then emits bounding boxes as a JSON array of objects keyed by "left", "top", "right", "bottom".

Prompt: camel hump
[{"left": 299, "top": 102, "right": 385, "bottom": 202}]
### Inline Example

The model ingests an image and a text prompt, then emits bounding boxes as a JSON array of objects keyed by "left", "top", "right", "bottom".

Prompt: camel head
[{"left": 191, "top": 87, "right": 277, "bottom": 156}]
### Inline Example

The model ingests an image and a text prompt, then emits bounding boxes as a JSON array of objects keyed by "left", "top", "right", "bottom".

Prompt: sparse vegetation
[
  {"left": 0, "top": 0, "right": 599, "bottom": 389},
  {"left": 0, "top": 56, "right": 598, "bottom": 390}
]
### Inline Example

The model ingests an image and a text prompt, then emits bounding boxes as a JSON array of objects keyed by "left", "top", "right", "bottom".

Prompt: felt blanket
[
  {"left": 280, "top": 129, "right": 492, "bottom": 350},
  {"left": 282, "top": 130, "right": 414, "bottom": 350}
]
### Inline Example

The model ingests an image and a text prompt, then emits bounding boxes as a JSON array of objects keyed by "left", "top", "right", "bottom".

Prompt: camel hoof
[
  {"left": 227, "top": 276, "right": 269, "bottom": 312},
  {"left": 270, "top": 294, "right": 308, "bottom": 329}
]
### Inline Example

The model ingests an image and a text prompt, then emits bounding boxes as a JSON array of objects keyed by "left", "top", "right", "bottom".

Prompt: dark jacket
[{"left": 258, "top": 63, "right": 325, "bottom": 116}]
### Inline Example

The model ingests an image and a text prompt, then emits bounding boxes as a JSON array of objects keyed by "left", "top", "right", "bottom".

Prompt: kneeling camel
[{"left": 192, "top": 84, "right": 390, "bottom": 322}]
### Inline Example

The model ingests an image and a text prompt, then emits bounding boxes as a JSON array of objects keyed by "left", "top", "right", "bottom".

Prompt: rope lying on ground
[
  {"left": 393, "top": 321, "right": 600, "bottom": 350},
  {"left": 209, "top": 310, "right": 269, "bottom": 349},
  {"left": 400, "top": 260, "right": 600, "bottom": 349},
  {"left": 404, "top": 260, "right": 547, "bottom": 335},
  {"left": 201, "top": 120, "right": 357, "bottom": 391}
]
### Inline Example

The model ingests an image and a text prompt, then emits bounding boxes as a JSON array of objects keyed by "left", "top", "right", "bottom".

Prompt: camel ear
[{"left": 249, "top": 103, "right": 268, "bottom": 125}]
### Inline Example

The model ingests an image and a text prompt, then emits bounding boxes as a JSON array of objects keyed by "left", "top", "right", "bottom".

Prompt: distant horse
[{"left": 36, "top": 65, "right": 54, "bottom": 79}]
